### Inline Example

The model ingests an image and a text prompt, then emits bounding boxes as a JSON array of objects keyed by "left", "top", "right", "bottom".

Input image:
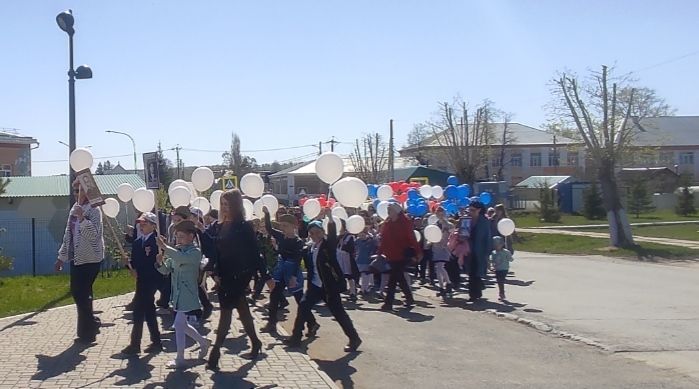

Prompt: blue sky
[{"left": 1, "top": 1, "right": 698, "bottom": 176}]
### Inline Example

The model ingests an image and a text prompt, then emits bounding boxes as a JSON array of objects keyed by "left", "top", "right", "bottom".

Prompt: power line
[
  {"left": 630, "top": 49, "right": 699, "bottom": 74},
  {"left": 34, "top": 153, "right": 132, "bottom": 163},
  {"left": 179, "top": 144, "right": 317, "bottom": 154}
]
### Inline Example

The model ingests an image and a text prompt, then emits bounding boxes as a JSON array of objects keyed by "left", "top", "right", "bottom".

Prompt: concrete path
[
  {"left": 518, "top": 227, "right": 699, "bottom": 249},
  {"left": 527, "top": 220, "right": 699, "bottom": 230},
  {"left": 502, "top": 251, "right": 699, "bottom": 380},
  {"left": 0, "top": 292, "right": 336, "bottom": 389}
]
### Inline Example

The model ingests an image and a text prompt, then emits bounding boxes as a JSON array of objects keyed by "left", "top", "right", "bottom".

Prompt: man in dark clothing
[
  {"left": 467, "top": 200, "right": 492, "bottom": 301},
  {"left": 284, "top": 210, "right": 362, "bottom": 352},
  {"left": 121, "top": 212, "right": 162, "bottom": 355}
]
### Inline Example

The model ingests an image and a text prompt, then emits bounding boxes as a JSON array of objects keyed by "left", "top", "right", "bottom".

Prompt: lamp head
[
  {"left": 56, "top": 10, "right": 75, "bottom": 35},
  {"left": 75, "top": 65, "right": 92, "bottom": 79}
]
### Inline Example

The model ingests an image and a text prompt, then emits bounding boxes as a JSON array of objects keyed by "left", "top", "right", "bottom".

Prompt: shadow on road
[
  {"left": 143, "top": 369, "right": 201, "bottom": 389},
  {"left": 208, "top": 360, "right": 258, "bottom": 389},
  {"left": 0, "top": 291, "right": 72, "bottom": 333},
  {"left": 33, "top": 340, "right": 90, "bottom": 381},
  {"left": 314, "top": 352, "right": 359, "bottom": 389}
]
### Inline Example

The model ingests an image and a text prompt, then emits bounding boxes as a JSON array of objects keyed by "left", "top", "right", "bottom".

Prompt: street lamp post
[
  {"left": 57, "top": 9, "right": 92, "bottom": 206},
  {"left": 105, "top": 130, "right": 138, "bottom": 174}
]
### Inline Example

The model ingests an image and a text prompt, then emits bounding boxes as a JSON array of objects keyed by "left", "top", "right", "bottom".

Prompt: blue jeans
[{"left": 271, "top": 259, "right": 304, "bottom": 294}]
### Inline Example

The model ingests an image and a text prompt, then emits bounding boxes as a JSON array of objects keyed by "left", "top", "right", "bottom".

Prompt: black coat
[
  {"left": 129, "top": 233, "right": 160, "bottom": 281},
  {"left": 201, "top": 220, "right": 265, "bottom": 281},
  {"left": 303, "top": 221, "right": 346, "bottom": 296}
]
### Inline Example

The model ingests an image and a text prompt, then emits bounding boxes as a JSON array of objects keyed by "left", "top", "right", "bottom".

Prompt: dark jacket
[
  {"left": 470, "top": 214, "right": 492, "bottom": 278},
  {"left": 201, "top": 220, "right": 266, "bottom": 281},
  {"left": 129, "top": 233, "right": 160, "bottom": 281},
  {"left": 304, "top": 220, "right": 346, "bottom": 296}
]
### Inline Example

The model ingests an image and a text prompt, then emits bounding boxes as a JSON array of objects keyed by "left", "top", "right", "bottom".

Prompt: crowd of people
[{"left": 57, "top": 183, "right": 515, "bottom": 371}]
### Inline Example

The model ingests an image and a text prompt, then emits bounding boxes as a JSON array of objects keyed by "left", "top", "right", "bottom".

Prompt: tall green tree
[
  {"left": 222, "top": 132, "right": 257, "bottom": 176},
  {"left": 583, "top": 182, "right": 606, "bottom": 220},
  {"left": 157, "top": 142, "right": 174, "bottom": 188},
  {"left": 675, "top": 174, "right": 696, "bottom": 216}
]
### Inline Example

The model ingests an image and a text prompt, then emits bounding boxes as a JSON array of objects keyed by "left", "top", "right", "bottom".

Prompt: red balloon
[
  {"left": 390, "top": 182, "right": 401, "bottom": 192},
  {"left": 299, "top": 197, "right": 307, "bottom": 206},
  {"left": 396, "top": 193, "right": 407, "bottom": 204},
  {"left": 319, "top": 199, "right": 327, "bottom": 207},
  {"left": 327, "top": 198, "right": 336, "bottom": 207},
  {"left": 320, "top": 194, "right": 327, "bottom": 200},
  {"left": 400, "top": 183, "right": 410, "bottom": 192}
]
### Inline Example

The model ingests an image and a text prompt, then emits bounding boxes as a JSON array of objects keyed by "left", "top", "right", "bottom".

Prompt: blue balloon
[
  {"left": 407, "top": 188, "right": 419, "bottom": 200},
  {"left": 407, "top": 203, "right": 418, "bottom": 216},
  {"left": 445, "top": 202, "right": 459, "bottom": 215},
  {"left": 373, "top": 199, "right": 381, "bottom": 209},
  {"left": 459, "top": 197, "right": 471, "bottom": 207},
  {"left": 457, "top": 184, "right": 471, "bottom": 199},
  {"left": 415, "top": 203, "right": 428, "bottom": 216},
  {"left": 444, "top": 185, "right": 458, "bottom": 200},
  {"left": 447, "top": 175, "right": 459, "bottom": 186},
  {"left": 480, "top": 191, "right": 493, "bottom": 206},
  {"left": 368, "top": 185, "right": 378, "bottom": 198}
]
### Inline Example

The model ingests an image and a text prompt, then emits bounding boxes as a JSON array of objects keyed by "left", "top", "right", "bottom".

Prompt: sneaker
[
  {"left": 306, "top": 322, "right": 320, "bottom": 338},
  {"left": 144, "top": 342, "right": 162, "bottom": 354},
  {"left": 120, "top": 344, "right": 140, "bottom": 356},
  {"left": 166, "top": 359, "right": 187, "bottom": 369},
  {"left": 198, "top": 338, "right": 211, "bottom": 360}
]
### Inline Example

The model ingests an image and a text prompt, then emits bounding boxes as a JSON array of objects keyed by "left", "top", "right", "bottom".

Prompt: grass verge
[
  {"left": 569, "top": 224, "right": 699, "bottom": 241},
  {"left": 515, "top": 232, "right": 699, "bottom": 260},
  {"left": 0, "top": 269, "right": 135, "bottom": 319},
  {"left": 512, "top": 210, "right": 698, "bottom": 228}
]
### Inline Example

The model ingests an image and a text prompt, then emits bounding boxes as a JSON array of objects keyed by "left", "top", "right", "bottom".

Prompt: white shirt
[{"left": 311, "top": 243, "right": 323, "bottom": 287}]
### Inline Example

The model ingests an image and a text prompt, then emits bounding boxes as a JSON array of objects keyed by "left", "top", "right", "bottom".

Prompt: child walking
[
  {"left": 431, "top": 208, "right": 455, "bottom": 300},
  {"left": 121, "top": 212, "right": 162, "bottom": 356},
  {"left": 490, "top": 236, "right": 514, "bottom": 301},
  {"left": 336, "top": 221, "right": 358, "bottom": 302},
  {"left": 354, "top": 226, "right": 377, "bottom": 297},
  {"left": 156, "top": 220, "right": 210, "bottom": 369}
]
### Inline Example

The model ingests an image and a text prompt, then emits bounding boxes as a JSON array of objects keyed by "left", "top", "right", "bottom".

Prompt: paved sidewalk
[
  {"left": 0, "top": 292, "right": 336, "bottom": 389},
  {"left": 518, "top": 227, "right": 699, "bottom": 249}
]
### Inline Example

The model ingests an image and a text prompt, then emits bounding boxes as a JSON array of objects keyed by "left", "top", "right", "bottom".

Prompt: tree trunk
[{"left": 598, "top": 159, "right": 635, "bottom": 247}]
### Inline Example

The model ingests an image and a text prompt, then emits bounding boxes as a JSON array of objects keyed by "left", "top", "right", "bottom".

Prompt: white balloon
[
  {"left": 360, "top": 202, "right": 370, "bottom": 211},
  {"left": 315, "top": 152, "right": 344, "bottom": 184},
  {"left": 427, "top": 214, "right": 439, "bottom": 225},
  {"left": 168, "top": 179, "right": 188, "bottom": 194},
  {"left": 323, "top": 216, "right": 342, "bottom": 234},
  {"left": 424, "top": 224, "right": 442, "bottom": 243},
  {"left": 240, "top": 173, "right": 265, "bottom": 198},
  {"left": 117, "top": 183, "right": 134, "bottom": 202},
  {"left": 191, "top": 167, "right": 215, "bottom": 192},
  {"left": 69, "top": 148, "right": 94, "bottom": 171},
  {"left": 191, "top": 197, "right": 211, "bottom": 215},
  {"left": 431, "top": 185, "right": 444, "bottom": 199},
  {"left": 102, "top": 198, "right": 120, "bottom": 218},
  {"left": 332, "top": 177, "right": 368, "bottom": 208},
  {"left": 332, "top": 206, "right": 349, "bottom": 220},
  {"left": 419, "top": 185, "right": 433, "bottom": 199},
  {"left": 169, "top": 186, "right": 191, "bottom": 207},
  {"left": 133, "top": 188, "right": 155, "bottom": 213},
  {"left": 346, "top": 215, "right": 365, "bottom": 234},
  {"left": 210, "top": 190, "right": 223, "bottom": 211},
  {"left": 185, "top": 182, "right": 197, "bottom": 202},
  {"left": 414, "top": 230, "right": 422, "bottom": 243},
  {"left": 253, "top": 199, "right": 265, "bottom": 219},
  {"left": 243, "top": 198, "right": 254, "bottom": 221},
  {"left": 377, "top": 185, "right": 393, "bottom": 201},
  {"left": 303, "top": 198, "right": 321, "bottom": 219},
  {"left": 261, "top": 194, "right": 279, "bottom": 217},
  {"left": 377, "top": 201, "right": 390, "bottom": 220},
  {"left": 497, "top": 218, "right": 516, "bottom": 236}
]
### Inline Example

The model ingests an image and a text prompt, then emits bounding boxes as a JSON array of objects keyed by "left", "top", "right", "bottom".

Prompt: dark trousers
[
  {"left": 268, "top": 280, "right": 316, "bottom": 329},
  {"left": 468, "top": 257, "right": 484, "bottom": 299},
  {"left": 70, "top": 262, "right": 101, "bottom": 339},
  {"left": 384, "top": 260, "right": 414, "bottom": 307},
  {"left": 446, "top": 255, "right": 461, "bottom": 287},
  {"left": 213, "top": 296, "right": 260, "bottom": 349},
  {"left": 291, "top": 284, "right": 358, "bottom": 341},
  {"left": 156, "top": 274, "right": 171, "bottom": 308},
  {"left": 130, "top": 279, "right": 161, "bottom": 345}
]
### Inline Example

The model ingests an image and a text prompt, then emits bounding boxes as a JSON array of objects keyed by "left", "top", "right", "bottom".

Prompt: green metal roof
[
  {"left": 393, "top": 166, "right": 452, "bottom": 186},
  {"left": 0, "top": 174, "right": 146, "bottom": 198}
]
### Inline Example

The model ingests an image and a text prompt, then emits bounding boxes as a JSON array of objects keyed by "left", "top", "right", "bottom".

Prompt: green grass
[
  {"left": 512, "top": 210, "right": 698, "bottom": 228},
  {"left": 0, "top": 269, "right": 135, "bottom": 318},
  {"left": 515, "top": 232, "right": 699, "bottom": 260},
  {"left": 569, "top": 224, "right": 699, "bottom": 241}
]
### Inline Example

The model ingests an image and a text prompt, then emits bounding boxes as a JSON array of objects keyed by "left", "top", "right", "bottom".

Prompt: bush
[
  {"left": 675, "top": 177, "right": 696, "bottom": 216},
  {"left": 536, "top": 184, "right": 561, "bottom": 223},
  {"left": 583, "top": 182, "right": 606, "bottom": 220},
  {"left": 627, "top": 179, "right": 655, "bottom": 218}
]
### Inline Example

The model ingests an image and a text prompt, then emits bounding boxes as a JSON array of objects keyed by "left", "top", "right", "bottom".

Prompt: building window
[
  {"left": 530, "top": 153, "right": 542, "bottom": 167},
  {"left": 511, "top": 153, "right": 522, "bottom": 167},
  {"left": 567, "top": 152, "right": 579, "bottom": 167},
  {"left": 0, "top": 165, "right": 11, "bottom": 177},
  {"left": 548, "top": 152, "right": 560, "bottom": 167},
  {"left": 679, "top": 152, "right": 695, "bottom": 165}
]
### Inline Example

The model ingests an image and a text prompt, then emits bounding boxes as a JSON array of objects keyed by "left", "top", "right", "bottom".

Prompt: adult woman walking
[
  {"left": 201, "top": 189, "right": 266, "bottom": 370},
  {"left": 467, "top": 200, "right": 492, "bottom": 301},
  {"left": 378, "top": 203, "right": 422, "bottom": 311}
]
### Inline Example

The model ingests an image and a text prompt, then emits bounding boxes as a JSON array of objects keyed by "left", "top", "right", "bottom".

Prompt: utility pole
[
  {"left": 173, "top": 144, "right": 182, "bottom": 179},
  {"left": 388, "top": 119, "right": 395, "bottom": 181},
  {"left": 326, "top": 136, "right": 340, "bottom": 152},
  {"left": 318, "top": 141, "right": 323, "bottom": 155}
]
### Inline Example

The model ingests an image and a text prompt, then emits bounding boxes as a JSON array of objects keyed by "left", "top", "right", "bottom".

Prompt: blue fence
[{"left": 0, "top": 217, "right": 62, "bottom": 276}]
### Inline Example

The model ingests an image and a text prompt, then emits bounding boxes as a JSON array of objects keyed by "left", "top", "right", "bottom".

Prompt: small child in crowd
[
  {"left": 354, "top": 226, "right": 378, "bottom": 297},
  {"left": 156, "top": 220, "right": 210, "bottom": 369},
  {"left": 490, "top": 235, "right": 514, "bottom": 301}
]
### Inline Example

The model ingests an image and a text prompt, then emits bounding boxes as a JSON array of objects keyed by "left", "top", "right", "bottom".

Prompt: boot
[
  {"left": 241, "top": 339, "right": 262, "bottom": 360},
  {"left": 344, "top": 336, "right": 362, "bottom": 352}
]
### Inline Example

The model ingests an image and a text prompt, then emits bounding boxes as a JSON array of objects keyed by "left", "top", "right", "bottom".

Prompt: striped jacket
[{"left": 58, "top": 204, "right": 105, "bottom": 265}]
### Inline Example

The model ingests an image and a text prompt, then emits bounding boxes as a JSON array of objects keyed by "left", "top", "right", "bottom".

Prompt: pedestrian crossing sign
[{"left": 221, "top": 176, "right": 238, "bottom": 190}]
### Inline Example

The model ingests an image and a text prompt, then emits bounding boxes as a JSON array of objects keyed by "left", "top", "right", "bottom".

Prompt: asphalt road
[{"left": 268, "top": 264, "right": 699, "bottom": 388}]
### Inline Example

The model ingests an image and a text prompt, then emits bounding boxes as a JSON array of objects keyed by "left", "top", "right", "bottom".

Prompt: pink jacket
[{"left": 447, "top": 231, "right": 471, "bottom": 263}]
